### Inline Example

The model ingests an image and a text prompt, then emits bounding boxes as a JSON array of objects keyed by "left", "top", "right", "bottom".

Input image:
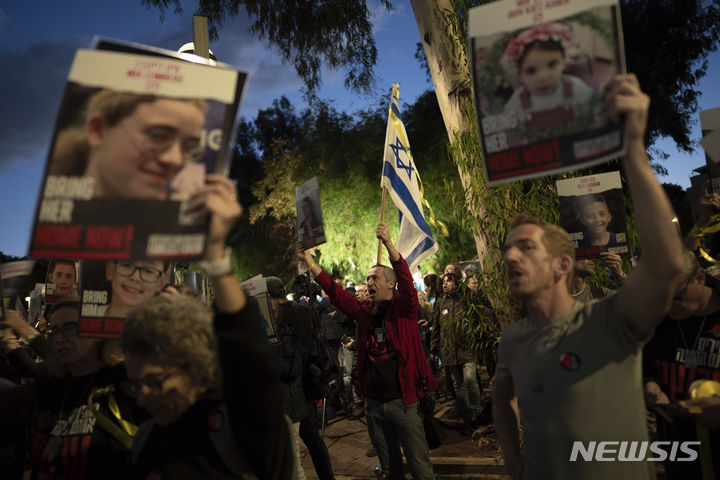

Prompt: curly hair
[{"left": 121, "top": 294, "right": 220, "bottom": 391}]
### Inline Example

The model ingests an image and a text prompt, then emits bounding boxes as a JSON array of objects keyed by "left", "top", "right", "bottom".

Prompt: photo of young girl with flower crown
[{"left": 502, "top": 22, "right": 601, "bottom": 134}]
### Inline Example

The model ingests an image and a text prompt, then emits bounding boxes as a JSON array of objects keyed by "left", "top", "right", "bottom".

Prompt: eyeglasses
[
  {"left": 120, "top": 124, "right": 205, "bottom": 163},
  {"left": 121, "top": 368, "right": 178, "bottom": 398},
  {"left": 46, "top": 322, "right": 80, "bottom": 338},
  {"left": 114, "top": 262, "right": 165, "bottom": 283}
]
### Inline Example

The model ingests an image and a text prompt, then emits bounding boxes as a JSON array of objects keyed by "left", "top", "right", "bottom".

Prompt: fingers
[{"left": 604, "top": 74, "right": 649, "bottom": 141}]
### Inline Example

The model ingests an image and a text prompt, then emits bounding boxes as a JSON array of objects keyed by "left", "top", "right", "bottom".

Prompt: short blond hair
[{"left": 509, "top": 215, "right": 575, "bottom": 290}]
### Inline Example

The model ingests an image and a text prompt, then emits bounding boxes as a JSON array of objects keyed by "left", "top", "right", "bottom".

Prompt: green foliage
[{"left": 142, "top": 0, "right": 393, "bottom": 93}]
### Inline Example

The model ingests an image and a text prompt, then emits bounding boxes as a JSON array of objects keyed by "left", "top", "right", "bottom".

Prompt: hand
[
  {"left": 297, "top": 246, "right": 314, "bottom": 266},
  {"left": 604, "top": 74, "right": 650, "bottom": 144},
  {"left": 645, "top": 381, "right": 672, "bottom": 422},
  {"left": 417, "top": 319, "right": 429, "bottom": 327},
  {"left": 598, "top": 253, "right": 625, "bottom": 279},
  {"left": 376, "top": 221, "right": 390, "bottom": 244},
  {"left": 644, "top": 381, "right": 670, "bottom": 405},
  {"left": 0, "top": 329, "right": 20, "bottom": 354},
  {"left": 187, "top": 174, "right": 242, "bottom": 249},
  {"left": 679, "top": 396, "right": 720, "bottom": 429},
  {"left": 0, "top": 310, "right": 36, "bottom": 338}
]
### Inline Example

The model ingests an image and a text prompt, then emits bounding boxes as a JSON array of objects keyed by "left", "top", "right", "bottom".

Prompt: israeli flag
[{"left": 380, "top": 84, "right": 438, "bottom": 273}]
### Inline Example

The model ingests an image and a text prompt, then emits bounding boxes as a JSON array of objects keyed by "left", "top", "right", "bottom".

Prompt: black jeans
[{"left": 299, "top": 401, "right": 336, "bottom": 480}]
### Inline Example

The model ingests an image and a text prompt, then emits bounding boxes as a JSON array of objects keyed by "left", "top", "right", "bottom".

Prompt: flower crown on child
[{"left": 504, "top": 22, "right": 576, "bottom": 64}]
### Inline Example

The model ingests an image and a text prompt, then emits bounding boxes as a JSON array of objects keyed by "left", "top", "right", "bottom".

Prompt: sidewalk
[{"left": 299, "top": 392, "right": 511, "bottom": 480}]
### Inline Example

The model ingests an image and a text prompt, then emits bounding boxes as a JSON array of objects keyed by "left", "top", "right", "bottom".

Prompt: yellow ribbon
[
  {"left": 88, "top": 385, "right": 138, "bottom": 449},
  {"left": 687, "top": 380, "right": 719, "bottom": 480},
  {"left": 388, "top": 84, "right": 449, "bottom": 237}
]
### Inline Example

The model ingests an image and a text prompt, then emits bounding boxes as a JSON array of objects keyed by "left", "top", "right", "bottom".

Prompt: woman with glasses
[
  {"left": 0, "top": 300, "right": 147, "bottom": 480},
  {"left": 121, "top": 174, "right": 294, "bottom": 479},
  {"left": 103, "top": 260, "right": 170, "bottom": 319},
  {"left": 49, "top": 89, "right": 207, "bottom": 200}
]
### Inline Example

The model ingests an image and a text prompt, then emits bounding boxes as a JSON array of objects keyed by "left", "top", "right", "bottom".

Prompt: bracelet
[
  {"left": 198, "top": 247, "right": 234, "bottom": 277},
  {"left": 308, "top": 262, "right": 317, "bottom": 270}
]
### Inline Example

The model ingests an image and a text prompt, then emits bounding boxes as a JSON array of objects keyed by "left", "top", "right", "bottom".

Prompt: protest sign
[
  {"left": 296, "top": 177, "right": 327, "bottom": 250},
  {"left": 45, "top": 259, "right": 81, "bottom": 304},
  {"left": 240, "top": 275, "right": 280, "bottom": 346},
  {"left": 29, "top": 40, "right": 248, "bottom": 261},
  {"left": 78, "top": 260, "right": 172, "bottom": 338},
  {"left": 556, "top": 171, "right": 629, "bottom": 259},
  {"left": 469, "top": 0, "right": 626, "bottom": 184}
]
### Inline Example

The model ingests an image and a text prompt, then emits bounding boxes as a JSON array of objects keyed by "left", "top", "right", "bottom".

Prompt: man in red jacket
[{"left": 298, "top": 221, "right": 437, "bottom": 480}]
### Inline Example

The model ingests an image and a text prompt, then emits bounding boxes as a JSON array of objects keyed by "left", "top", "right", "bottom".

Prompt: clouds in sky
[{"left": 0, "top": 5, "right": 303, "bottom": 172}]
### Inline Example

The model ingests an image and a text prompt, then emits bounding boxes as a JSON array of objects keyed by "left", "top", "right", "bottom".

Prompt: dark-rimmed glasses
[
  {"left": 121, "top": 368, "right": 178, "bottom": 398},
  {"left": 114, "top": 262, "right": 164, "bottom": 283},
  {"left": 46, "top": 322, "right": 80, "bottom": 339}
]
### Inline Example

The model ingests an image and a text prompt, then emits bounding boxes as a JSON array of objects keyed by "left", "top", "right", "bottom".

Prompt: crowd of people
[{"left": 1, "top": 72, "right": 719, "bottom": 480}]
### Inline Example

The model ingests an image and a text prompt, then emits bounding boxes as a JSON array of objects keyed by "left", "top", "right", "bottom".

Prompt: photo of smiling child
[
  {"left": 556, "top": 171, "right": 629, "bottom": 260},
  {"left": 77, "top": 259, "right": 171, "bottom": 338},
  {"left": 469, "top": 0, "right": 626, "bottom": 184}
]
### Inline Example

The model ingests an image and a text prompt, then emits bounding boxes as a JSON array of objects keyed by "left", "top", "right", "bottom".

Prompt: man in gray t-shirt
[{"left": 492, "top": 75, "right": 685, "bottom": 480}]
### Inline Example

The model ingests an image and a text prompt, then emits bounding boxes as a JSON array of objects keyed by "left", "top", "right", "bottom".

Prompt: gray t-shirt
[{"left": 496, "top": 295, "right": 654, "bottom": 480}]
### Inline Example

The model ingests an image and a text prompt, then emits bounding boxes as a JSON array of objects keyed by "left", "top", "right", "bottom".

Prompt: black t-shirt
[
  {"left": 364, "top": 302, "right": 402, "bottom": 401},
  {"left": 643, "top": 311, "right": 720, "bottom": 480},
  {"left": 23, "top": 364, "right": 145, "bottom": 480}
]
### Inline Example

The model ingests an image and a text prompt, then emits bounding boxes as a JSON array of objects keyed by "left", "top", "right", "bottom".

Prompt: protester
[
  {"left": 49, "top": 90, "right": 207, "bottom": 200},
  {"left": 0, "top": 300, "right": 145, "bottom": 480},
  {"left": 570, "top": 252, "right": 625, "bottom": 302},
  {"left": 267, "top": 276, "right": 337, "bottom": 480},
  {"left": 431, "top": 272, "right": 483, "bottom": 436},
  {"left": 121, "top": 174, "right": 294, "bottom": 479},
  {"left": 492, "top": 74, "right": 685, "bottom": 479},
  {"left": 643, "top": 249, "right": 720, "bottom": 479},
  {"left": 298, "top": 222, "right": 437, "bottom": 480}
]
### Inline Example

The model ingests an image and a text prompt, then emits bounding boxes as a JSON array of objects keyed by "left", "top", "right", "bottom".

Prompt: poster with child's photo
[
  {"left": 29, "top": 40, "right": 248, "bottom": 261},
  {"left": 45, "top": 259, "right": 81, "bottom": 304},
  {"left": 469, "top": 0, "right": 626, "bottom": 184},
  {"left": 78, "top": 260, "right": 172, "bottom": 338},
  {"left": 296, "top": 177, "right": 326, "bottom": 250},
  {"left": 556, "top": 171, "right": 629, "bottom": 259},
  {"left": 240, "top": 275, "right": 280, "bottom": 346}
]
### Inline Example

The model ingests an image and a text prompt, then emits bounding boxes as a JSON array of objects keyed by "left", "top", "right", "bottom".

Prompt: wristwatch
[{"left": 198, "top": 247, "right": 234, "bottom": 277}]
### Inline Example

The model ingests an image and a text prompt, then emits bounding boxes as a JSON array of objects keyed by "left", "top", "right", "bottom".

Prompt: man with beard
[{"left": 298, "top": 222, "right": 436, "bottom": 480}]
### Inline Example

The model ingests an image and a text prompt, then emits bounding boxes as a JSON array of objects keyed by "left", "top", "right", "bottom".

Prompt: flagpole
[{"left": 377, "top": 186, "right": 388, "bottom": 264}]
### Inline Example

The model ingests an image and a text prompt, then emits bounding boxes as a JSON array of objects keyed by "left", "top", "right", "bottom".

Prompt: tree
[
  {"left": 142, "top": 0, "right": 392, "bottom": 92},
  {"left": 145, "top": 0, "right": 720, "bottom": 326}
]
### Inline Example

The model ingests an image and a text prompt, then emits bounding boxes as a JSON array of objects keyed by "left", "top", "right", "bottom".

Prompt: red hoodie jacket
[{"left": 315, "top": 255, "right": 437, "bottom": 405}]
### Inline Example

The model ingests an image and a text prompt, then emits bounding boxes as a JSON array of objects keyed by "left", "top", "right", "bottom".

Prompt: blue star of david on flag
[
  {"left": 389, "top": 137, "right": 414, "bottom": 180},
  {"left": 380, "top": 83, "right": 438, "bottom": 274}
]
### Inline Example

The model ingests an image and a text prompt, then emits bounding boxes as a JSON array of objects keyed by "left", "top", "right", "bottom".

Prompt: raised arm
[
  {"left": 377, "top": 221, "right": 400, "bottom": 262},
  {"left": 189, "top": 174, "right": 246, "bottom": 313},
  {"left": 297, "top": 247, "right": 363, "bottom": 319},
  {"left": 607, "top": 75, "right": 684, "bottom": 339}
]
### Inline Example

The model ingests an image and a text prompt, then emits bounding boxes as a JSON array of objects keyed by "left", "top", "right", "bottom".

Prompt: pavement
[{"left": 299, "top": 381, "right": 511, "bottom": 480}]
